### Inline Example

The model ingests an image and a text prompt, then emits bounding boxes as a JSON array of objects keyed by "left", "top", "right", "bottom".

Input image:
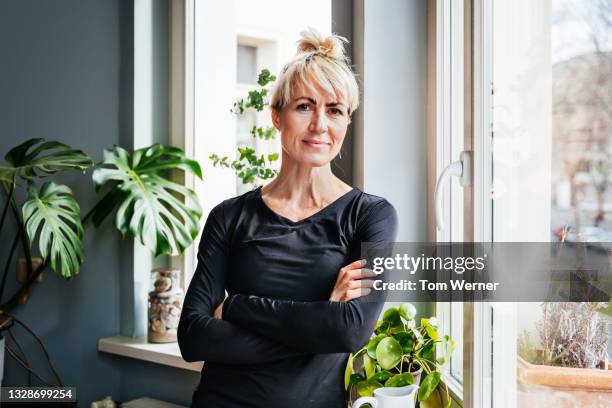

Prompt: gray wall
[
  {"left": 354, "top": 0, "right": 428, "bottom": 243},
  {"left": 0, "top": 0, "right": 198, "bottom": 406}
]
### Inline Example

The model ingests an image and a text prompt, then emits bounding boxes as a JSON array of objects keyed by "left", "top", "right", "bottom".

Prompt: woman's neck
[{"left": 261, "top": 156, "right": 352, "bottom": 209}]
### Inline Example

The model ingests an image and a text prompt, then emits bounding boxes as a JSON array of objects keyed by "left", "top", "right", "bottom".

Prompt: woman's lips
[{"left": 302, "top": 139, "right": 331, "bottom": 148}]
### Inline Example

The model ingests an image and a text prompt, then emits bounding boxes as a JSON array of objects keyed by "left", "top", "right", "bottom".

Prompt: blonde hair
[{"left": 270, "top": 28, "right": 360, "bottom": 117}]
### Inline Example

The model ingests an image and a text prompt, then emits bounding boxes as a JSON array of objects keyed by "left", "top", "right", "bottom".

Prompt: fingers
[
  {"left": 337, "top": 259, "right": 367, "bottom": 280},
  {"left": 331, "top": 260, "right": 376, "bottom": 302},
  {"left": 348, "top": 279, "right": 375, "bottom": 289},
  {"left": 344, "top": 288, "right": 372, "bottom": 301},
  {"left": 345, "top": 268, "right": 377, "bottom": 281}
]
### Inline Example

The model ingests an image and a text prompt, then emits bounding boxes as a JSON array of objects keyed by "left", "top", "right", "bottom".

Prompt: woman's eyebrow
[{"left": 293, "top": 96, "right": 346, "bottom": 108}]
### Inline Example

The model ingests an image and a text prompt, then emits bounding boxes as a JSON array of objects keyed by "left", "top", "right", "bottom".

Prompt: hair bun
[{"left": 297, "top": 27, "right": 348, "bottom": 61}]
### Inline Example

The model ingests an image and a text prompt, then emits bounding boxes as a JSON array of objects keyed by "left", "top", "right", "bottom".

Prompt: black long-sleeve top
[{"left": 178, "top": 186, "right": 398, "bottom": 408}]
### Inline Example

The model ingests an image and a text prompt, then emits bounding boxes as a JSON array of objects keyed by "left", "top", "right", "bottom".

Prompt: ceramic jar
[{"left": 148, "top": 268, "right": 183, "bottom": 343}]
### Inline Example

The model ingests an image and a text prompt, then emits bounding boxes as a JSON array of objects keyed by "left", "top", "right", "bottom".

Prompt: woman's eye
[
  {"left": 330, "top": 108, "right": 344, "bottom": 116},
  {"left": 297, "top": 103, "right": 311, "bottom": 111}
]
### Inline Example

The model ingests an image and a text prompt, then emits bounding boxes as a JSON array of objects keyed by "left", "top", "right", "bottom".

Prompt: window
[
  {"left": 450, "top": 0, "right": 611, "bottom": 406},
  {"left": 171, "top": 0, "right": 333, "bottom": 285}
]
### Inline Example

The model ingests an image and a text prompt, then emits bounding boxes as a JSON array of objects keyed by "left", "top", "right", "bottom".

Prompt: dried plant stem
[
  {"left": 5, "top": 344, "right": 52, "bottom": 386},
  {"left": 2, "top": 312, "right": 63, "bottom": 386}
]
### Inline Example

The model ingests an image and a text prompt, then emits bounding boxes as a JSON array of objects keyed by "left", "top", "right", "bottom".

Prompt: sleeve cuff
[{"left": 221, "top": 294, "right": 237, "bottom": 320}]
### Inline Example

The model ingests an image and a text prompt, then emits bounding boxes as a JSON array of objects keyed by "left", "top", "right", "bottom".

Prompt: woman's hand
[
  {"left": 329, "top": 259, "right": 376, "bottom": 302},
  {"left": 213, "top": 291, "right": 229, "bottom": 319}
]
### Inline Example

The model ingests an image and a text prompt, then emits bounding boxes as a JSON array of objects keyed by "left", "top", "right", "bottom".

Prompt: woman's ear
[{"left": 271, "top": 108, "right": 281, "bottom": 131}]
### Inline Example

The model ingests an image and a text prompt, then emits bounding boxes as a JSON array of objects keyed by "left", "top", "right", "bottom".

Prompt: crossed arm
[
  {"left": 178, "top": 200, "right": 397, "bottom": 363},
  {"left": 178, "top": 204, "right": 303, "bottom": 364}
]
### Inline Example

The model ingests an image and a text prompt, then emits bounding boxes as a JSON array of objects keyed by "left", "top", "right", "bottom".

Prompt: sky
[{"left": 552, "top": 0, "right": 612, "bottom": 63}]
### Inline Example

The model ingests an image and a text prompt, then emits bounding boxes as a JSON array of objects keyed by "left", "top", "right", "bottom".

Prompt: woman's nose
[{"left": 308, "top": 109, "right": 327, "bottom": 133}]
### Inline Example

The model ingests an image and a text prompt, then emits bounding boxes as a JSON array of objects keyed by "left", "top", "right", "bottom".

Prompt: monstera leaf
[
  {"left": 0, "top": 138, "right": 92, "bottom": 183},
  {"left": 22, "top": 181, "right": 84, "bottom": 279},
  {"left": 91, "top": 144, "right": 203, "bottom": 257}
]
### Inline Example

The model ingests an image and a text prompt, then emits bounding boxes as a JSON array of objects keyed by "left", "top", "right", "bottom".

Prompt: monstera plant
[
  {"left": 90, "top": 144, "right": 202, "bottom": 256},
  {"left": 0, "top": 138, "right": 202, "bottom": 386}
]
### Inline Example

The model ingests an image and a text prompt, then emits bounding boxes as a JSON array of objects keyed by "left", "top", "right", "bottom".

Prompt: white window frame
[
  {"left": 470, "top": 0, "right": 552, "bottom": 407},
  {"left": 431, "top": 0, "right": 466, "bottom": 403}
]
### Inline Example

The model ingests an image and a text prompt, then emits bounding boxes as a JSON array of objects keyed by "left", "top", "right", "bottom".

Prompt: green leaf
[
  {"left": 393, "top": 332, "right": 414, "bottom": 354},
  {"left": 3, "top": 138, "right": 92, "bottom": 181},
  {"left": 356, "top": 379, "right": 383, "bottom": 397},
  {"left": 378, "top": 307, "right": 404, "bottom": 332},
  {"left": 371, "top": 370, "right": 392, "bottom": 383},
  {"left": 257, "top": 69, "right": 276, "bottom": 86},
  {"left": 375, "top": 337, "right": 402, "bottom": 370},
  {"left": 364, "top": 354, "right": 376, "bottom": 379},
  {"left": 399, "top": 303, "right": 417, "bottom": 321},
  {"left": 22, "top": 181, "right": 84, "bottom": 279},
  {"left": 349, "top": 373, "right": 364, "bottom": 386},
  {"left": 419, "top": 341, "right": 435, "bottom": 360},
  {"left": 418, "top": 371, "right": 441, "bottom": 401},
  {"left": 91, "top": 144, "right": 203, "bottom": 256},
  {"left": 374, "top": 319, "right": 384, "bottom": 335},
  {"left": 422, "top": 317, "right": 439, "bottom": 341},
  {"left": 367, "top": 334, "right": 386, "bottom": 359},
  {"left": 345, "top": 353, "right": 354, "bottom": 390},
  {"left": 437, "top": 335, "right": 455, "bottom": 365},
  {"left": 0, "top": 166, "right": 15, "bottom": 183},
  {"left": 385, "top": 372, "right": 414, "bottom": 387}
]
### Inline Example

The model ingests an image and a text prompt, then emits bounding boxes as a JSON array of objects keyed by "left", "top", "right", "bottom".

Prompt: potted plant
[
  {"left": 517, "top": 302, "right": 612, "bottom": 407},
  {"left": 345, "top": 303, "right": 455, "bottom": 408},
  {"left": 0, "top": 139, "right": 203, "bottom": 389}
]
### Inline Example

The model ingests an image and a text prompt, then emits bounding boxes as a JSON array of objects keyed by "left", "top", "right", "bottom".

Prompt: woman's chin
[{"left": 295, "top": 155, "right": 333, "bottom": 168}]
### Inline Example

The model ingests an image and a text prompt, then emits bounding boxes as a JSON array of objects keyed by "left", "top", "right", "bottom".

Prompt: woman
[{"left": 178, "top": 28, "right": 398, "bottom": 408}]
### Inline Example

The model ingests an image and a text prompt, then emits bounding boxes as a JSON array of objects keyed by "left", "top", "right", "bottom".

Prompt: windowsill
[{"left": 98, "top": 336, "right": 203, "bottom": 372}]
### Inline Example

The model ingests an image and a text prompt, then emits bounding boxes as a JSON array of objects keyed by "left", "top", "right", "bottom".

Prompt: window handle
[{"left": 434, "top": 151, "right": 472, "bottom": 231}]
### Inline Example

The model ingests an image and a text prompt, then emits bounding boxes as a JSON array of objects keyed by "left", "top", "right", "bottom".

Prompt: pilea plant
[
  {"left": 209, "top": 69, "right": 280, "bottom": 186},
  {"left": 345, "top": 303, "right": 455, "bottom": 407}
]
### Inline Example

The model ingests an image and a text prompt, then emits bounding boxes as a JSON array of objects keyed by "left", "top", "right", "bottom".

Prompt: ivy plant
[{"left": 210, "top": 69, "right": 280, "bottom": 186}]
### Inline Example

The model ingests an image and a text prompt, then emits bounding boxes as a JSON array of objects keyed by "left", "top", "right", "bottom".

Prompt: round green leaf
[
  {"left": 419, "top": 341, "right": 435, "bottom": 360},
  {"left": 383, "top": 307, "right": 403, "bottom": 327},
  {"left": 385, "top": 372, "right": 414, "bottom": 387},
  {"left": 356, "top": 379, "right": 383, "bottom": 397},
  {"left": 371, "top": 370, "right": 392, "bottom": 383},
  {"left": 418, "top": 371, "right": 441, "bottom": 401},
  {"left": 375, "top": 337, "right": 402, "bottom": 370},
  {"left": 399, "top": 303, "right": 417, "bottom": 321},
  {"left": 393, "top": 331, "right": 414, "bottom": 354},
  {"left": 367, "top": 334, "right": 386, "bottom": 358}
]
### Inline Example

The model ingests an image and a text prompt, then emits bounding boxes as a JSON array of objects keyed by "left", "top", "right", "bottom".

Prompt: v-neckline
[{"left": 256, "top": 186, "right": 358, "bottom": 225}]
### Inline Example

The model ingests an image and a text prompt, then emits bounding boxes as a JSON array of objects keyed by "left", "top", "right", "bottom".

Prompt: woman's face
[{"left": 272, "top": 81, "right": 349, "bottom": 168}]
